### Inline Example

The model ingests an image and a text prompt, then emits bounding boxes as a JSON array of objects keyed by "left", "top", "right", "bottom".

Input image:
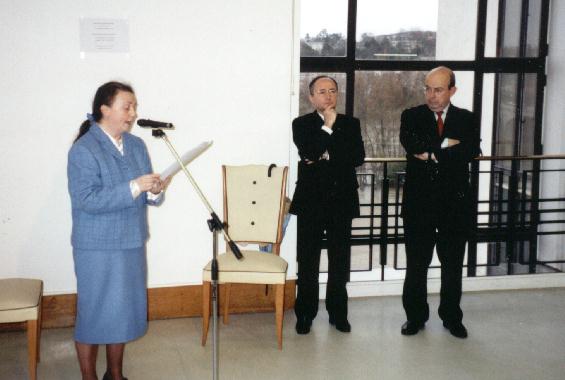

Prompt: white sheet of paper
[
  {"left": 160, "top": 141, "right": 213, "bottom": 180},
  {"left": 80, "top": 18, "right": 129, "bottom": 53}
]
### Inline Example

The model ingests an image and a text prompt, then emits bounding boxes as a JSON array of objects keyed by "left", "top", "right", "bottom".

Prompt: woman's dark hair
[{"left": 74, "top": 81, "right": 135, "bottom": 143}]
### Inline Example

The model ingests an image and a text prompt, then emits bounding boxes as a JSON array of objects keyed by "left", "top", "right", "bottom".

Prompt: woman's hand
[
  {"left": 135, "top": 174, "right": 162, "bottom": 193},
  {"left": 151, "top": 176, "right": 172, "bottom": 194}
]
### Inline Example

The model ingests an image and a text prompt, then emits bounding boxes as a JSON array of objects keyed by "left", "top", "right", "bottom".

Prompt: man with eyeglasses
[
  {"left": 399, "top": 66, "right": 481, "bottom": 339},
  {"left": 290, "top": 75, "right": 365, "bottom": 335}
]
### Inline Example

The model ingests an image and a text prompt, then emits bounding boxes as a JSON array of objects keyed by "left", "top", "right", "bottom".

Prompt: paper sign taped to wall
[
  {"left": 160, "top": 141, "right": 213, "bottom": 180},
  {"left": 80, "top": 18, "right": 129, "bottom": 53}
]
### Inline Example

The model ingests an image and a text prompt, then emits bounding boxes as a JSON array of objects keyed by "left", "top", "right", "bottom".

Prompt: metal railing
[{"left": 339, "top": 154, "right": 565, "bottom": 281}]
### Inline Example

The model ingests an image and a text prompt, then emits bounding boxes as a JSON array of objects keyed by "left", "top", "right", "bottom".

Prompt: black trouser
[
  {"left": 402, "top": 217, "right": 467, "bottom": 324},
  {"left": 294, "top": 210, "right": 352, "bottom": 322}
]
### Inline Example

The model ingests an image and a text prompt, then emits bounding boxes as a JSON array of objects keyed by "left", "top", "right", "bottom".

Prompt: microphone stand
[{"left": 150, "top": 128, "right": 243, "bottom": 380}]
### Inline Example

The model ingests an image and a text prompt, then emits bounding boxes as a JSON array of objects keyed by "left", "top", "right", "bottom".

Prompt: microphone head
[{"left": 137, "top": 119, "right": 174, "bottom": 129}]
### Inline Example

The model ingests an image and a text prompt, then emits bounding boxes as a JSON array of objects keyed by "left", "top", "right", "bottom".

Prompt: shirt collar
[
  {"left": 99, "top": 127, "right": 124, "bottom": 154},
  {"left": 434, "top": 103, "right": 450, "bottom": 119}
]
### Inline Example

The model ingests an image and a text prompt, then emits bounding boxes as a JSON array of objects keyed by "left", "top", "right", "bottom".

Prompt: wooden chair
[
  {"left": 0, "top": 278, "right": 43, "bottom": 380},
  {"left": 202, "top": 164, "right": 288, "bottom": 349}
]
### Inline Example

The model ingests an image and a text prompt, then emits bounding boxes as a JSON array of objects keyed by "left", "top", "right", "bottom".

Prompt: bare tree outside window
[{"left": 354, "top": 71, "right": 426, "bottom": 159}]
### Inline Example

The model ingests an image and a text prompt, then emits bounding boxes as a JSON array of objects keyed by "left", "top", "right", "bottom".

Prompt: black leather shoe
[
  {"left": 443, "top": 321, "right": 468, "bottom": 339},
  {"left": 329, "top": 316, "right": 351, "bottom": 333},
  {"left": 102, "top": 372, "right": 128, "bottom": 380},
  {"left": 296, "top": 317, "right": 312, "bottom": 334},
  {"left": 401, "top": 321, "right": 425, "bottom": 336}
]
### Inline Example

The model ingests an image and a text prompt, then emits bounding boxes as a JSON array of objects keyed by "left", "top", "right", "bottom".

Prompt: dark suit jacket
[
  {"left": 399, "top": 104, "right": 481, "bottom": 224},
  {"left": 290, "top": 111, "right": 365, "bottom": 217}
]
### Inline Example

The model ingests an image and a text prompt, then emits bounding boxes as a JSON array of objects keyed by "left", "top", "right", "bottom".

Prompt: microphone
[{"left": 137, "top": 119, "right": 174, "bottom": 129}]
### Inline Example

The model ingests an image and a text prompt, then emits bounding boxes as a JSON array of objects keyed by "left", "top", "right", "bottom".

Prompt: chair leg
[
  {"left": 223, "top": 283, "right": 231, "bottom": 325},
  {"left": 275, "top": 284, "right": 285, "bottom": 350},
  {"left": 27, "top": 319, "right": 38, "bottom": 380},
  {"left": 37, "top": 297, "right": 42, "bottom": 363},
  {"left": 202, "top": 281, "right": 211, "bottom": 346}
]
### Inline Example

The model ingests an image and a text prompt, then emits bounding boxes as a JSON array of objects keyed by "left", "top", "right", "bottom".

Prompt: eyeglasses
[
  {"left": 314, "top": 89, "right": 338, "bottom": 96},
  {"left": 424, "top": 86, "right": 447, "bottom": 95}
]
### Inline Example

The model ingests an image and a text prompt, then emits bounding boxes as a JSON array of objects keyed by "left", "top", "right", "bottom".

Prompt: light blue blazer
[{"left": 67, "top": 124, "right": 162, "bottom": 250}]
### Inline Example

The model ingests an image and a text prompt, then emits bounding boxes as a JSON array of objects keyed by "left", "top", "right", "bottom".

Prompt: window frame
[{"left": 299, "top": 0, "right": 551, "bottom": 277}]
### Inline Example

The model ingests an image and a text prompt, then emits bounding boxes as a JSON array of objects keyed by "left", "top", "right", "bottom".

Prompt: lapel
[
  {"left": 312, "top": 110, "right": 346, "bottom": 133},
  {"left": 312, "top": 111, "right": 324, "bottom": 127},
  {"left": 443, "top": 104, "right": 459, "bottom": 135},
  {"left": 122, "top": 133, "right": 141, "bottom": 171},
  {"left": 91, "top": 124, "right": 124, "bottom": 161},
  {"left": 333, "top": 114, "right": 346, "bottom": 133},
  {"left": 422, "top": 107, "right": 439, "bottom": 138}
]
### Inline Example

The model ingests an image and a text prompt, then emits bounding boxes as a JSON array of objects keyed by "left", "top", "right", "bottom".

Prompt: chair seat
[
  {"left": 0, "top": 278, "right": 42, "bottom": 323},
  {"left": 203, "top": 250, "right": 288, "bottom": 284}
]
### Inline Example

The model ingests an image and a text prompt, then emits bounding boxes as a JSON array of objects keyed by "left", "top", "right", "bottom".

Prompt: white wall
[
  {"left": 2, "top": 0, "right": 565, "bottom": 295},
  {"left": 0, "top": 0, "right": 298, "bottom": 293}
]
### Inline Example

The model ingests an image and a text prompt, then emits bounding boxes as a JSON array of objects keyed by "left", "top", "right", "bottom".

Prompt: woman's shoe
[{"left": 102, "top": 372, "right": 128, "bottom": 380}]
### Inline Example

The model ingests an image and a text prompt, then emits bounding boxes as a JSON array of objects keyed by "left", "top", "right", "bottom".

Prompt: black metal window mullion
[
  {"left": 496, "top": 0, "right": 507, "bottom": 57},
  {"left": 519, "top": 0, "right": 530, "bottom": 58},
  {"left": 345, "top": 0, "right": 357, "bottom": 117},
  {"left": 468, "top": 0, "right": 490, "bottom": 277}
]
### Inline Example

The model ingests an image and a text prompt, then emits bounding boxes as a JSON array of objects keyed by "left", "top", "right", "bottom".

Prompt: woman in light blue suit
[{"left": 68, "top": 82, "right": 169, "bottom": 380}]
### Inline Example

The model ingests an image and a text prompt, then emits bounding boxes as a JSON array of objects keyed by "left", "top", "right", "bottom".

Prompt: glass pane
[
  {"left": 494, "top": 73, "right": 518, "bottom": 159},
  {"left": 356, "top": 0, "right": 477, "bottom": 60},
  {"left": 300, "top": 0, "right": 348, "bottom": 57},
  {"left": 500, "top": 1, "right": 522, "bottom": 57},
  {"left": 436, "top": 0, "right": 478, "bottom": 60},
  {"left": 493, "top": 73, "right": 538, "bottom": 160},
  {"left": 525, "top": 0, "right": 542, "bottom": 56},
  {"left": 354, "top": 71, "right": 425, "bottom": 157},
  {"left": 298, "top": 73, "right": 346, "bottom": 116},
  {"left": 494, "top": 0, "right": 543, "bottom": 58},
  {"left": 519, "top": 74, "right": 537, "bottom": 158}
]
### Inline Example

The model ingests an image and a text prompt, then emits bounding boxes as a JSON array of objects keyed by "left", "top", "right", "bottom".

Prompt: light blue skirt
[{"left": 73, "top": 247, "right": 147, "bottom": 344}]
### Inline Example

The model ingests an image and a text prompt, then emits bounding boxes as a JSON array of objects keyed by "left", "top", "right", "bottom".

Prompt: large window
[
  {"left": 299, "top": 0, "right": 547, "bottom": 159},
  {"left": 299, "top": 0, "right": 483, "bottom": 159},
  {"left": 298, "top": 0, "right": 551, "bottom": 278}
]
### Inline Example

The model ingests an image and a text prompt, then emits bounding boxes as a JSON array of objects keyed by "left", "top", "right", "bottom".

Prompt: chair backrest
[{"left": 223, "top": 165, "right": 288, "bottom": 249}]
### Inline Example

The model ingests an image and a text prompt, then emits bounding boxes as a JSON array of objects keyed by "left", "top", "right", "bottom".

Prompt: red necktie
[{"left": 436, "top": 111, "right": 444, "bottom": 137}]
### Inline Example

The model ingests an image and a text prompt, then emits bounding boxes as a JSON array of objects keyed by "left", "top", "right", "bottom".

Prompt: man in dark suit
[
  {"left": 399, "top": 66, "right": 481, "bottom": 339},
  {"left": 290, "top": 75, "right": 365, "bottom": 335}
]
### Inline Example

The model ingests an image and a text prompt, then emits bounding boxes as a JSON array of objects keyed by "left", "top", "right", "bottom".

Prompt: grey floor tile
[{"left": 1, "top": 288, "right": 565, "bottom": 380}]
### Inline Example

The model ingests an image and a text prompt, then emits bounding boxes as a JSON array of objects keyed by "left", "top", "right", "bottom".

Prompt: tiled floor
[{"left": 1, "top": 288, "right": 565, "bottom": 380}]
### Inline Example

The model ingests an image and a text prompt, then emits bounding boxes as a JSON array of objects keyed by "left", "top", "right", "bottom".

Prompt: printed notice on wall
[{"left": 80, "top": 18, "right": 129, "bottom": 53}]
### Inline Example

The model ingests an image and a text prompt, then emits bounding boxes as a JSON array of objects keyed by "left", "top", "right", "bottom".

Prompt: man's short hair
[
  {"left": 447, "top": 71, "right": 456, "bottom": 89},
  {"left": 308, "top": 75, "right": 338, "bottom": 95}
]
